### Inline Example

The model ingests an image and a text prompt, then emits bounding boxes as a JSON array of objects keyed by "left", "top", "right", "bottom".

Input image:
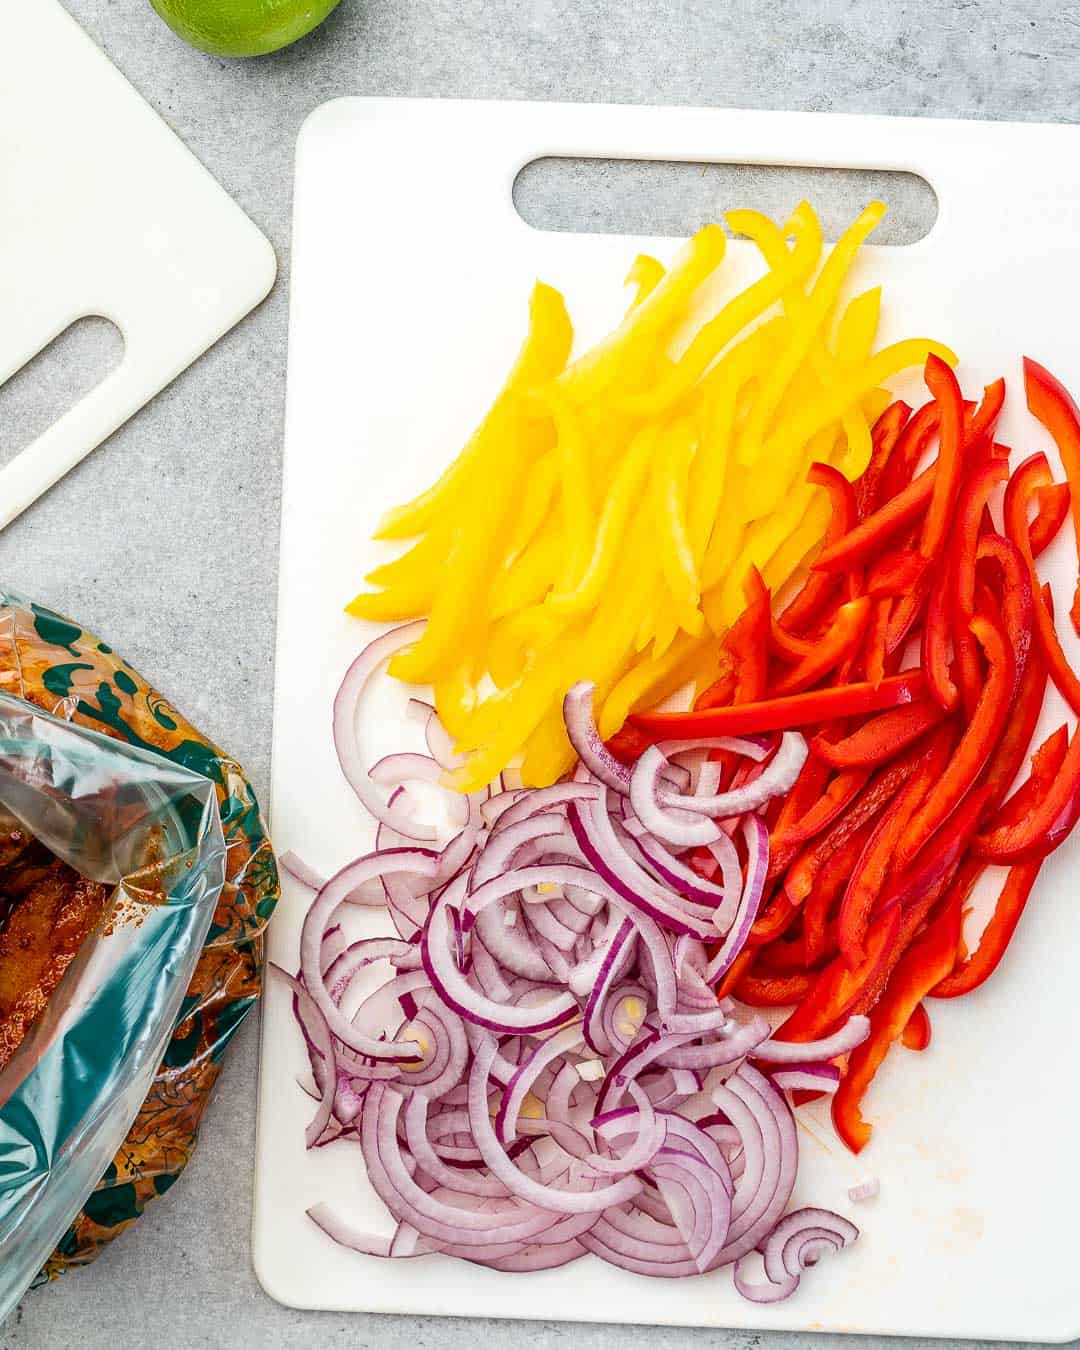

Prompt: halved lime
[{"left": 148, "top": 0, "right": 344, "bottom": 57}]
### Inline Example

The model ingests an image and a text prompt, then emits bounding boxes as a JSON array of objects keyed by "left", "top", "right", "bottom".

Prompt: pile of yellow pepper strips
[{"left": 348, "top": 201, "right": 954, "bottom": 793}]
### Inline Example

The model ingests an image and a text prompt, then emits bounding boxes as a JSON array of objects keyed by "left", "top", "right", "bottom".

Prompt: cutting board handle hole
[
  {"left": 513, "top": 158, "right": 937, "bottom": 244},
  {"left": 0, "top": 317, "right": 124, "bottom": 470}
]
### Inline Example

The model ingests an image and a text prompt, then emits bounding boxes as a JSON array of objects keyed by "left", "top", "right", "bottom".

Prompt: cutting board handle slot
[
  {"left": 0, "top": 317, "right": 125, "bottom": 473},
  {"left": 512, "top": 157, "right": 938, "bottom": 244}
]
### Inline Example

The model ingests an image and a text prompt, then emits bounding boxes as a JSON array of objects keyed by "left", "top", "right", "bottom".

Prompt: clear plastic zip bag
[{"left": 0, "top": 691, "right": 226, "bottom": 1322}]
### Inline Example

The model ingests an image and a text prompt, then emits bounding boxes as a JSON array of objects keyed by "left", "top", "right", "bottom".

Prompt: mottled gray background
[{"left": 0, "top": 0, "right": 1073, "bottom": 1345}]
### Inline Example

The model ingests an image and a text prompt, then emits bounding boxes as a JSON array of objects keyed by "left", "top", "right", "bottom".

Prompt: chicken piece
[{"left": 0, "top": 859, "right": 110, "bottom": 1071}]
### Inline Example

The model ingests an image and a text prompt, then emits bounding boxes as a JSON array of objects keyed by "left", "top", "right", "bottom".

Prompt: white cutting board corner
[
  {"left": 0, "top": 0, "right": 277, "bottom": 530},
  {"left": 259, "top": 97, "right": 1080, "bottom": 1341}
]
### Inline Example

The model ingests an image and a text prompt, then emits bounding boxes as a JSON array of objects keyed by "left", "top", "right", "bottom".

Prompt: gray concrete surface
[{"left": 1, "top": 0, "right": 1077, "bottom": 1345}]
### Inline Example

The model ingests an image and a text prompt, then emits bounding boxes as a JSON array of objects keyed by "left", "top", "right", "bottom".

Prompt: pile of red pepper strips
[{"left": 621, "top": 355, "right": 1080, "bottom": 1154}]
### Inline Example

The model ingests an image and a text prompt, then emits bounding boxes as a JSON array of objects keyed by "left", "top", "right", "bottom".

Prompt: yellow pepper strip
[
  {"left": 624, "top": 254, "right": 666, "bottom": 311},
  {"left": 544, "top": 423, "right": 657, "bottom": 616},
  {"left": 433, "top": 663, "right": 477, "bottom": 741},
  {"left": 735, "top": 201, "right": 885, "bottom": 467},
  {"left": 555, "top": 225, "right": 727, "bottom": 402},
  {"left": 547, "top": 392, "right": 595, "bottom": 589},
  {"left": 835, "top": 286, "right": 882, "bottom": 367},
  {"left": 388, "top": 406, "right": 543, "bottom": 684},
  {"left": 599, "top": 631, "right": 706, "bottom": 740},
  {"left": 489, "top": 530, "right": 564, "bottom": 620},
  {"left": 687, "top": 319, "right": 782, "bottom": 569},
  {"left": 741, "top": 336, "right": 958, "bottom": 518},
  {"left": 504, "top": 452, "right": 558, "bottom": 567},
  {"left": 617, "top": 218, "right": 817, "bottom": 419},
  {"left": 376, "top": 282, "right": 571, "bottom": 541},
  {"left": 650, "top": 417, "right": 702, "bottom": 638}
]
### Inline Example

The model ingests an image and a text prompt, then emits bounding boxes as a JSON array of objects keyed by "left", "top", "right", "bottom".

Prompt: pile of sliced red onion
[{"left": 278, "top": 624, "right": 866, "bottom": 1300}]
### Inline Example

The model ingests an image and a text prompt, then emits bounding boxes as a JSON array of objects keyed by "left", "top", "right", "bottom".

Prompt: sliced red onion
[
  {"left": 660, "top": 733, "right": 808, "bottom": 817},
  {"left": 755, "top": 1015, "right": 870, "bottom": 1063},
  {"left": 849, "top": 1177, "right": 880, "bottom": 1203},
  {"left": 563, "top": 681, "right": 631, "bottom": 793},
  {"left": 279, "top": 850, "right": 328, "bottom": 891},
  {"left": 704, "top": 816, "right": 769, "bottom": 985},
  {"left": 771, "top": 1063, "right": 841, "bottom": 1095},
  {"left": 333, "top": 623, "right": 437, "bottom": 840},
  {"left": 630, "top": 747, "right": 723, "bottom": 846}
]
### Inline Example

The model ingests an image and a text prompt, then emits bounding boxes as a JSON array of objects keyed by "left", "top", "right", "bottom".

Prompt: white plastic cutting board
[
  {"left": 258, "top": 97, "right": 1080, "bottom": 1340},
  {"left": 0, "top": 1, "right": 276, "bottom": 529}
]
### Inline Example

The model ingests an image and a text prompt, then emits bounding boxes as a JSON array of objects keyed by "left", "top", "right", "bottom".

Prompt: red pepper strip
[
  {"left": 774, "top": 904, "right": 901, "bottom": 1043},
  {"left": 605, "top": 723, "right": 654, "bottom": 764},
  {"left": 952, "top": 459, "right": 1011, "bottom": 715},
  {"left": 631, "top": 671, "right": 926, "bottom": 740},
  {"left": 837, "top": 724, "right": 955, "bottom": 968},
  {"left": 879, "top": 786, "right": 991, "bottom": 930},
  {"left": 770, "top": 766, "right": 869, "bottom": 852},
  {"left": 921, "top": 554, "right": 959, "bottom": 710},
  {"left": 856, "top": 400, "right": 912, "bottom": 517},
  {"left": 920, "top": 355, "right": 966, "bottom": 561},
  {"left": 865, "top": 549, "right": 928, "bottom": 599},
  {"left": 810, "top": 701, "right": 947, "bottom": 769},
  {"left": 778, "top": 462, "right": 859, "bottom": 635},
  {"left": 814, "top": 466, "right": 935, "bottom": 575},
  {"left": 769, "top": 598, "right": 872, "bottom": 696},
  {"left": 784, "top": 750, "right": 919, "bottom": 905},
  {"left": 747, "top": 891, "right": 800, "bottom": 947},
  {"left": 894, "top": 617, "right": 1014, "bottom": 869},
  {"left": 901, "top": 1002, "right": 931, "bottom": 1051},
  {"left": 757, "top": 928, "right": 814, "bottom": 973},
  {"left": 1004, "top": 459, "right": 1080, "bottom": 715},
  {"left": 879, "top": 400, "right": 940, "bottom": 503},
  {"left": 973, "top": 724, "right": 1076, "bottom": 862},
  {"left": 1023, "top": 357, "right": 1080, "bottom": 634},
  {"left": 803, "top": 821, "right": 875, "bottom": 966},
  {"left": 1030, "top": 482, "right": 1071, "bottom": 557},
  {"left": 749, "top": 565, "right": 819, "bottom": 662},
  {"left": 932, "top": 734, "right": 1064, "bottom": 997},
  {"left": 966, "top": 376, "right": 1006, "bottom": 447},
  {"left": 975, "top": 532, "right": 1033, "bottom": 697},
  {"left": 977, "top": 639, "right": 1047, "bottom": 820},
  {"left": 933, "top": 862, "right": 1042, "bottom": 1000},
  {"left": 736, "top": 968, "right": 815, "bottom": 1007},
  {"left": 831, "top": 887, "right": 962, "bottom": 1153},
  {"left": 863, "top": 598, "right": 891, "bottom": 687},
  {"left": 693, "top": 670, "right": 736, "bottom": 712},
  {"left": 722, "top": 585, "right": 770, "bottom": 704},
  {"left": 714, "top": 948, "right": 754, "bottom": 1000}
]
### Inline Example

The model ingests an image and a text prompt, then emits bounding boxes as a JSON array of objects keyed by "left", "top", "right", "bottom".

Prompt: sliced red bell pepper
[
  {"left": 837, "top": 723, "right": 955, "bottom": 968},
  {"left": 735, "top": 968, "right": 814, "bottom": 1007},
  {"left": 810, "top": 701, "right": 948, "bottom": 769},
  {"left": 747, "top": 891, "right": 800, "bottom": 947},
  {"left": 832, "top": 887, "right": 962, "bottom": 1153},
  {"left": 893, "top": 616, "right": 1013, "bottom": 869},
  {"left": 803, "top": 820, "right": 875, "bottom": 966},
  {"left": 931, "top": 734, "right": 1063, "bottom": 998},
  {"left": 768, "top": 765, "right": 870, "bottom": 878},
  {"left": 930, "top": 861, "right": 1042, "bottom": 1000},
  {"left": 723, "top": 582, "right": 770, "bottom": 704},
  {"left": 714, "top": 947, "right": 754, "bottom": 1000},
  {"left": 965, "top": 376, "right": 1006, "bottom": 447},
  {"left": 1030, "top": 482, "right": 1071, "bottom": 557},
  {"left": 879, "top": 786, "right": 991, "bottom": 935},
  {"left": 952, "top": 459, "right": 1010, "bottom": 715},
  {"left": 694, "top": 669, "right": 736, "bottom": 713},
  {"left": 813, "top": 465, "right": 935, "bottom": 575},
  {"left": 865, "top": 549, "right": 929, "bottom": 599},
  {"left": 879, "top": 399, "right": 939, "bottom": 502},
  {"left": 973, "top": 723, "right": 1077, "bottom": 862},
  {"left": 631, "top": 671, "right": 926, "bottom": 740},
  {"left": 770, "top": 597, "right": 872, "bottom": 696},
  {"left": 784, "top": 750, "right": 920, "bottom": 905},
  {"left": 856, "top": 400, "right": 912, "bottom": 518},
  {"left": 605, "top": 722, "right": 654, "bottom": 764},
  {"left": 862, "top": 597, "right": 892, "bottom": 687},
  {"left": 773, "top": 903, "right": 901, "bottom": 1044},
  {"left": 921, "top": 554, "right": 959, "bottom": 710},
  {"left": 779, "top": 462, "right": 859, "bottom": 635},
  {"left": 975, "top": 532, "right": 1033, "bottom": 692},
  {"left": 1023, "top": 357, "right": 1080, "bottom": 633},
  {"left": 901, "top": 1001, "right": 931, "bottom": 1051},
  {"left": 920, "top": 355, "right": 966, "bottom": 562},
  {"left": 1004, "top": 457, "right": 1080, "bottom": 715}
]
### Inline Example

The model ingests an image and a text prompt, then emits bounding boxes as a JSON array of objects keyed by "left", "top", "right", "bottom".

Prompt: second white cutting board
[{"left": 257, "top": 98, "right": 1080, "bottom": 1339}]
